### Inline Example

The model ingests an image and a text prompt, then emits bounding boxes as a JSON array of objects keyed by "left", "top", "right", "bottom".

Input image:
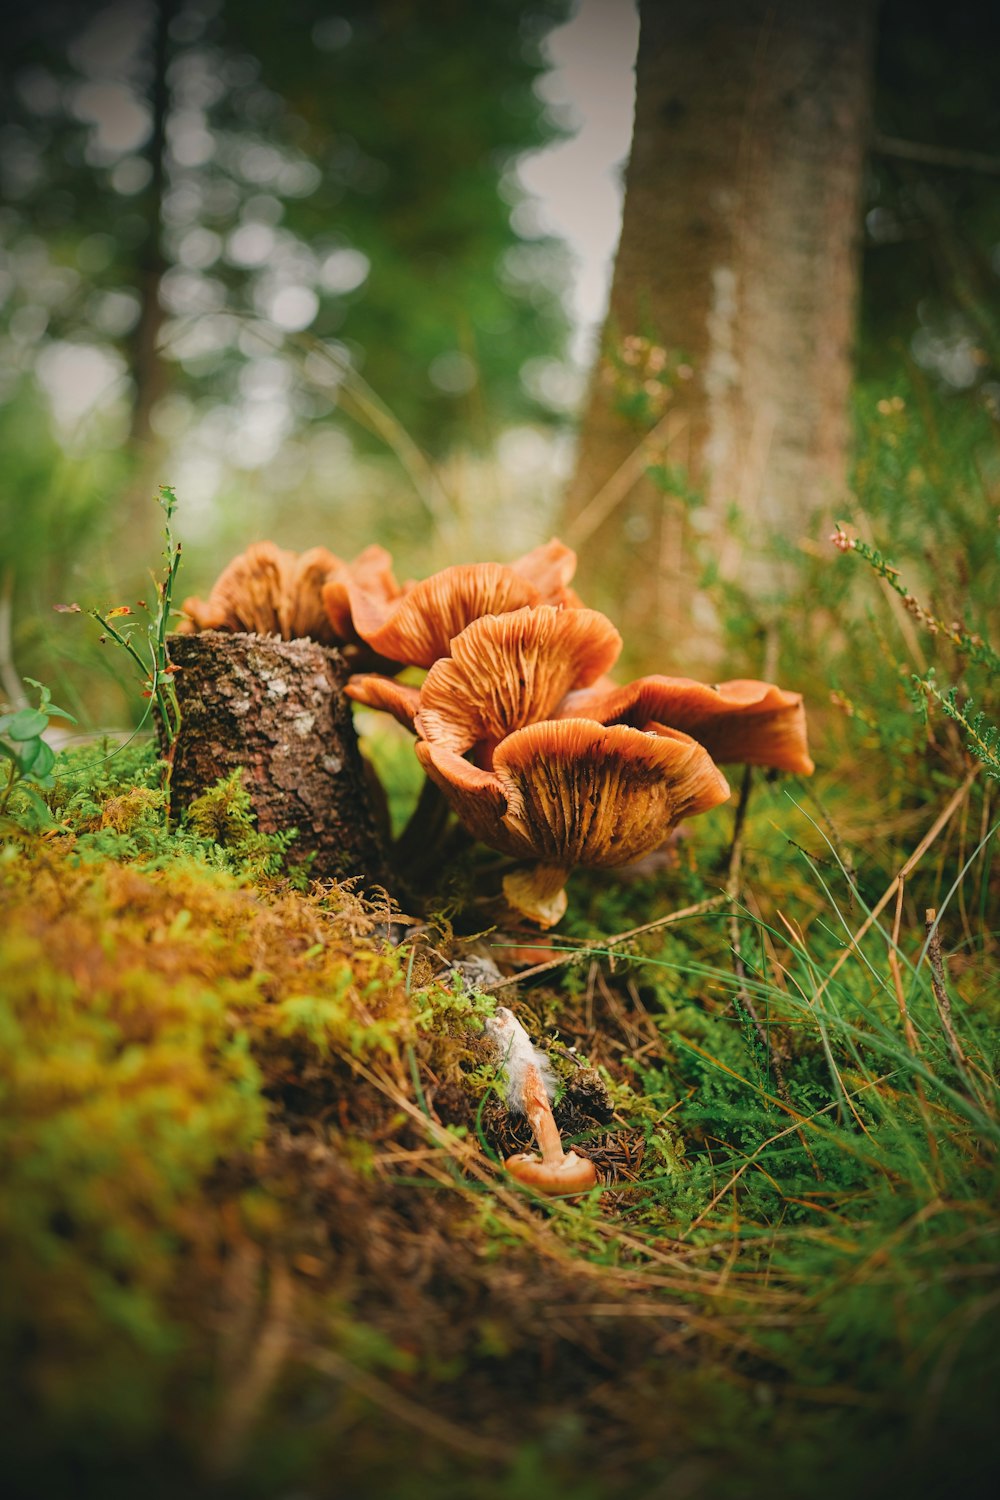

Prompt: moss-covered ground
[
  {"left": 1, "top": 385, "right": 997, "bottom": 1497},
  {"left": 2, "top": 706, "right": 997, "bottom": 1500}
]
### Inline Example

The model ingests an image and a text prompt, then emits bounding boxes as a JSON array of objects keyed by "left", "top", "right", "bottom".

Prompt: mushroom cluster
[
  {"left": 181, "top": 535, "right": 814, "bottom": 1195},
  {"left": 180, "top": 536, "right": 813, "bottom": 925}
]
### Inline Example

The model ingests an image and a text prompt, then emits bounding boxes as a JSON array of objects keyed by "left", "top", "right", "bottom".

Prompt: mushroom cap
[
  {"left": 178, "top": 541, "right": 374, "bottom": 649},
  {"left": 180, "top": 540, "right": 294, "bottom": 637},
  {"left": 345, "top": 674, "right": 422, "bottom": 731},
  {"left": 504, "top": 1149, "right": 597, "bottom": 1197},
  {"left": 507, "top": 537, "right": 581, "bottom": 608},
  {"left": 333, "top": 539, "right": 581, "bottom": 670},
  {"left": 338, "top": 562, "right": 545, "bottom": 669},
  {"left": 415, "top": 605, "right": 623, "bottom": 754},
  {"left": 281, "top": 546, "right": 348, "bottom": 644},
  {"left": 320, "top": 544, "right": 404, "bottom": 645},
  {"left": 560, "top": 675, "right": 814, "bottom": 775},
  {"left": 416, "top": 718, "right": 730, "bottom": 869},
  {"left": 180, "top": 541, "right": 414, "bottom": 661}
]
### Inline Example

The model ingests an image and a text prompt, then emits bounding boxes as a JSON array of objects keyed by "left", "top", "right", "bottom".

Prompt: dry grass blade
[
  {"left": 813, "top": 768, "right": 979, "bottom": 1004},
  {"left": 888, "top": 879, "right": 921, "bottom": 1053},
  {"left": 923, "top": 906, "right": 993, "bottom": 1103},
  {"left": 306, "top": 1346, "right": 510, "bottom": 1462},
  {"left": 208, "top": 1259, "right": 295, "bottom": 1477},
  {"left": 565, "top": 409, "right": 683, "bottom": 549}
]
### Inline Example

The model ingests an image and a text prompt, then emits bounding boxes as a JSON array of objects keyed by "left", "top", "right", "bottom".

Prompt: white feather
[{"left": 485, "top": 1006, "right": 555, "bottom": 1112}]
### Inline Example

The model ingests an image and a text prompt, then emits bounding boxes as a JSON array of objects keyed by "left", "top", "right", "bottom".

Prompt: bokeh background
[{"left": 1, "top": 0, "right": 999, "bottom": 715}]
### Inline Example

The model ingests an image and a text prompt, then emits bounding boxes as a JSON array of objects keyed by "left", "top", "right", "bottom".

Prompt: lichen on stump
[{"left": 165, "top": 630, "right": 388, "bottom": 886}]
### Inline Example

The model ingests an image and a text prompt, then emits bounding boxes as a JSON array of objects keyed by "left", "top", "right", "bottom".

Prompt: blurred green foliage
[
  {"left": 0, "top": 0, "right": 571, "bottom": 451},
  {"left": 863, "top": 0, "right": 1000, "bottom": 387}
]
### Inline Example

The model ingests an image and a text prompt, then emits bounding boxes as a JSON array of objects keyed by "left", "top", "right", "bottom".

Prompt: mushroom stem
[
  {"left": 520, "top": 1062, "right": 567, "bottom": 1164},
  {"left": 502, "top": 863, "right": 570, "bottom": 928}
]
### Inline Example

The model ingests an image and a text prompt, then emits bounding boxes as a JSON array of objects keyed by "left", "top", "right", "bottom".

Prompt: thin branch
[
  {"left": 923, "top": 907, "right": 988, "bottom": 1099},
  {"left": 306, "top": 1347, "right": 510, "bottom": 1463},
  {"left": 871, "top": 132, "right": 1000, "bottom": 178},
  {"left": 484, "top": 894, "right": 727, "bottom": 991},
  {"left": 564, "top": 408, "right": 684, "bottom": 549}
]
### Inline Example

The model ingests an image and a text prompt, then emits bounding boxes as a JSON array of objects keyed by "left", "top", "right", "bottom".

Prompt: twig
[
  {"left": 484, "top": 894, "right": 727, "bottom": 991},
  {"left": 306, "top": 1347, "right": 510, "bottom": 1463},
  {"left": 207, "top": 1259, "right": 294, "bottom": 1477},
  {"left": 871, "top": 132, "right": 1000, "bottom": 178}
]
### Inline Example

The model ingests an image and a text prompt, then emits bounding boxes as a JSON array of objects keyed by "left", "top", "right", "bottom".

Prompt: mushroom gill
[
  {"left": 416, "top": 720, "right": 730, "bottom": 925},
  {"left": 333, "top": 538, "right": 583, "bottom": 670},
  {"left": 414, "top": 605, "right": 623, "bottom": 754}
]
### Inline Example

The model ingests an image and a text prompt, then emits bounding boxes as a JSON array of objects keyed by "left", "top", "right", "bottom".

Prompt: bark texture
[
  {"left": 564, "top": 0, "right": 875, "bottom": 672},
  {"left": 166, "top": 631, "right": 389, "bottom": 887}
]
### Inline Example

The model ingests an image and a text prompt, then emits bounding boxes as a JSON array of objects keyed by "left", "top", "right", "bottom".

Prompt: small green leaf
[
  {"left": 6, "top": 708, "right": 48, "bottom": 740},
  {"left": 24, "top": 678, "right": 76, "bottom": 723},
  {"left": 13, "top": 738, "right": 44, "bottom": 774},
  {"left": 29, "top": 741, "right": 56, "bottom": 779}
]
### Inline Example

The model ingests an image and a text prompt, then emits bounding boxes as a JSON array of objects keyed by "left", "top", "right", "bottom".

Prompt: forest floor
[{"left": 2, "top": 724, "right": 997, "bottom": 1500}]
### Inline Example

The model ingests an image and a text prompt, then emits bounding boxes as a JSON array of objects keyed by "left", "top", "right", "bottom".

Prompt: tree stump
[{"left": 165, "top": 631, "right": 389, "bottom": 887}]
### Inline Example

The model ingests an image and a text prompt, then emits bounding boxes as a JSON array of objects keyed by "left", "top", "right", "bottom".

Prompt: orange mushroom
[
  {"left": 417, "top": 720, "right": 730, "bottom": 926},
  {"left": 348, "top": 599, "right": 815, "bottom": 924},
  {"left": 178, "top": 540, "right": 407, "bottom": 667},
  {"left": 487, "top": 1007, "right": 597, "bottom": 1198},
  {"left": 346, "top": 602, "right": 620, "bottom": 741},
  {"left": 335, "top": 538, "right": 583, "bottom": 670},
  {"left": 178, "top": 541, "right": 308, "bottom": 638}
]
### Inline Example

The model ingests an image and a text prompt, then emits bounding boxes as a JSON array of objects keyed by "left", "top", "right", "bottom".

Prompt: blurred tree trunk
[
  {"left": 130, "top": 0, "right": 175, "bottom": 448},
  {"left": 564, "top": 0, "right": 875, "bottom": 673}
]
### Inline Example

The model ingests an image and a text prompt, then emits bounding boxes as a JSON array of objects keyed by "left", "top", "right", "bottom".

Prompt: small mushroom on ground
[{"left": 486, "top": 1007, "right": 597, "bottom": 1197}]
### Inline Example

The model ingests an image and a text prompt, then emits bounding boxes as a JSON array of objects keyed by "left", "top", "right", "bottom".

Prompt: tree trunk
[
  {"left": 130, "top": 0, "right": 174, "bottom": 450},
  {"left": 165, "top": 631, "right": 390, "bottom": 888},
  {"left": 564, "top": 0, "right": 875, "bottom": 673}
]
